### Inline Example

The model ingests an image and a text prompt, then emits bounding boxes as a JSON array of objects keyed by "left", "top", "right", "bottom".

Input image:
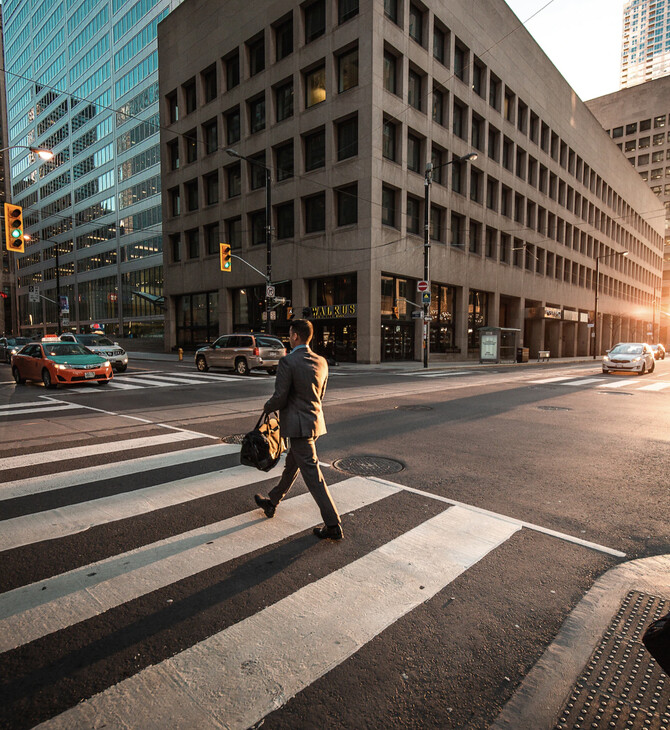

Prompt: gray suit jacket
[{"left": 264, "top": 346, "right": 328, "bottom": 438}]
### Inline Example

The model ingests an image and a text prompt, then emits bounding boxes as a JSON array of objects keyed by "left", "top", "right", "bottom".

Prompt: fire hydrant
[{"left": 178, "top": 348, "right": 183, "bottom": 361}]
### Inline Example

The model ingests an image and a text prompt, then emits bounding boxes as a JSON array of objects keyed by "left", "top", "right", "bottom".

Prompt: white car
[
  {"left": 59, "top": 333, "right": 129, "bottom": 372},
  {"left": 602, "top": 342, "right": 655, "bottom": 375}
]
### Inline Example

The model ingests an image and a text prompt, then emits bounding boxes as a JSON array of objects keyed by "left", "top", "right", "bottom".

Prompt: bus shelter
[{"left": 479, "top": 327, "right": 520, "bottom": 364}]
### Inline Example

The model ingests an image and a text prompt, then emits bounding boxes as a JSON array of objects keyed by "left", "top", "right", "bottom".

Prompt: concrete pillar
[
  {"left": 489, "top": 291, "right": 500, "bottom": 328},
  {"left": 456, "top": 286, "right": 469, "bottom": 356},
  {"left": 577, "top": 323, "right": 590, "bottom": 355},
  {"left": 357, "top": 268, "right": 378, "bottom": 363}
]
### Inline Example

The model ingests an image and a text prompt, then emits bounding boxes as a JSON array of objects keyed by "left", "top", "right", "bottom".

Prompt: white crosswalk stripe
[
  {"left": 60, "top": 369, "right": 245, "bottom": 393},
  {"left": 0, "top": 400, "right": 83, "bottom": 416},
  {"left": 0, "top": 431, "right": 626, "bottom": 729}
]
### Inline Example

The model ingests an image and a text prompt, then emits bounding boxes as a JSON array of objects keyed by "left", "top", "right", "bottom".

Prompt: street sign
[
  {"left": 59, "top": 295, "right": 69, "bottom": 314},
  {"left": 266, "top": 285, "right": 276, "bottom": 298},
  {"left": 29, "top": 285, "right": 40, "bottom": 303},
  {"left": 411, "top": 310, "right": 422, "bottom": 319},
  {"left": 424, "top": 316, "right": 433, "bottom": 322},
  {"left": 417, "top": 280, "right": 429, "bottom": 293},
  {"left": 421, "top": 291, "right": 431, "bottom": 305},
  {"left": 61, "top": 317, "right": 70, "bottom": 327}
]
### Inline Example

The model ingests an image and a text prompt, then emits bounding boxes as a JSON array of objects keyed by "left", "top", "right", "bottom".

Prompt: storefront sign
[
  {"left": 307, "top": 303, "right": 357, "bottom": 319},
  {"left": 562, "top": 310, "right": 578, "bottom": 321},
  {"left": 544, "top": 307, "right": 562, "bottom": 319},
  {"left": 579, "top": 312, "right": 589, "bottom": 323}
]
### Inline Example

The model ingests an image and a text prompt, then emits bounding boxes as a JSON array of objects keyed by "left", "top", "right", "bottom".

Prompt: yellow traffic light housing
[
  {"left": 4, "top": 203, "right": 24, "bottom": 253},
  {"left": 392, "top": 304, "right": 399, "bottom": 319},
  {"left": 220, "top": 242, "right": 232, "bottom": 272}
]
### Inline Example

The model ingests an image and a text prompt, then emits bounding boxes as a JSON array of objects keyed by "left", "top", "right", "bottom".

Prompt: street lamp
[
  {"left": 593, "top": 250, "right": 629, "bottom": 359},
  {"left": 0, "top": 145, "right": 54, "bottom": 160},
  {"left": 226, "top": 148, "right": 273, "bottom": 334},
  {"left": 423, "top": 152, "right": 478, "bottom": 368}
]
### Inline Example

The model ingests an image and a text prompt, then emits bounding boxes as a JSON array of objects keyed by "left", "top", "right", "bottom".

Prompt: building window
[
  {"left": 430, "top": 206, "right": 443, "bottom": 241},
  {"left": 486, "top": 176, "right": 498, "bottom": 210},
  {"left": 205, "top": 222, "right": 219, "bottom": 255},
  {"left": 275, "top": 15, "right": 293, "bottom": 61},
  {"left": 275, "top": 140, "right": 294, "bottom": 181},
  {"left": 639, "top": 136, "right": 650, "bottom": 149},
  {"left": 202, "top": 65, "right": 217, "bottom": 103},
  {"left": 406, "top": 195, "right": 421, "bottom": 234},
  {"left": 407, "top": 132, "right": 422, "bottom": 173},
  {"left": 185, "top": 179, "right": 199, "bottom": 211},
  {"left": 183, "top": 80, "right": 196, "bottom": 114},
  {"left": 305, "top": 192, "right": 326, "bottom": 232},
  {"left": 248, "top": 34, "right": 265, "bottom": 76},
  {"left": 431, "top": 147, "right": 444, "bottom": 184},
  {"left": 250, "top": 210, "right": 266, "bottom": 245},
  {"left": 409, "top": 3, "right": 423, "bottom": 45},
  {"left": 489, "top": 74, "right": 501, "bottom": 110},
  {"left": 305, "top": 0, "right": 326, "bottom": 43},
  {"left": 384, "top": 0, "right": 398, "bottom": 23},
  {"left": 432, "top": 87, "right": 444, "bottom": 125},
  {"left": 185, "top": 130, "right": 197, "bottom": 163},
  {"left": 454, "top": 42, "right": 467, "bottom": 83},
  {"left": 382, "top": 118, "right": 397, "bottom": 161},
  {"left": 336, "top": 115, "right": 358, "bottom": 160},
  {"left": 226, "top": 216, "right": 242, "bottom": 248},
  {"left": 203, "top": 119, "right": 218, "bottom": 154},
  {"left": 170, "top": 234, "right": 181, "bottom": 262},
  {"left": 470, "top": 168, "right": 482, "bottom": 203},
  {"left": 485, "top": 227, "right": 497, "bottom": 259},
  {"left": 611, "top": 125, "right": 623, "bottom": 138},
  {"left": 304, "top": 128, "right": 326, "bottom": 171},
  {"left": 227, "top": 163, "right": 241, "bottom": 198},
  {"left": 186, "top": 228, "right": 199, "bottom": 258},
  {"left": 639, "top": 119, "right": 651, "bottom": 131},
  {"left": 653, "top": 133, "right": 665, "bottom": 146},
  {"left": 276, "top": 201, "right": 294, "bottom": 239},
  {"left": 451, "top": 212, "right": 464, "bottom": 247},
  {"left": 433, "top": 26, "right": 445, "bottom": 64},
  {"left": 469, "top": 220, "right": 481, "bottom": 254},
  {"left": 453, "top": 99, "right": 467, "bottom": 140},
  {"left": 248, "top": 94, "right": 266, "bottom": 134},
  {"left": 338, "top": 48, "right": 358, "bottom": 93},
  {"left": 654, "top": 114, "right": 666, "bottom": 128},
  {"left": 204, "top": 171, "right": 219, "bottom": 205},
  {"left": 652, "top": 151, "right": 663, "bottom": 163},
  {"left": 383, "top": 51, "right": 397, "bottom": 95},
  {"left": 408, "top": 70, "right": 422, "bottom": 110},
  {"left": 275, "top": 79, "right": 294, "bottom": 122},
  {"left": 472, "top": 59, "right": 485, "bottom": 97},
  {"left": 225, "top": 107, "right": 240, "bottom": 145},
  {"left": 452, "top": 158, "right": 463, "bottom": 195},
  {"left": 337, "top": 183, "right": 358, "bottom": 225},
  {"left": 471, "top": 114, "right": 484, "bottom": 151},
  {"left": 338, "top": 0, "right": 358, "bottom": 24},
  {"left": 488, "top": 125, "right": 500, "bottom": 161},
  {"left": 168, "top": 139, "right": 179, "bottom": 170},
  {"left": 169, "top": 187, "right": 180, "bottom": 216},
  {"left": 382, "top": 185, "right": 396, "bottom": 226},
  {"left": 225, "top": 50, "right": 240, "bottom": 89},
  {"left": 167, "top": 92, "right": 178, "bottom": 123},
  {"left": 305, "top": 65, "right": 326, "bottom": 107},
  {"left": 249, "top": 152, "right": 266, "bottom": 190}
]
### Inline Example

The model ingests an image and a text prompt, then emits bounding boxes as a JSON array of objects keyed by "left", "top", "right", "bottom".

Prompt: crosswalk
[
  {"left": 528, "top": 374, "right": 670, "bottom": 391},
  {"left": 2, "top": 425, "right": 590, "bottom": 728},
  {"left": 65, "top": 369, "right": 247, "bottom": 393}
]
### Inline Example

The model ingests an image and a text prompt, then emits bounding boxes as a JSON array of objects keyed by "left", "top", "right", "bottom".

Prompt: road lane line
[
  {"left": 36, "top": 505, "right": 518, "bottom": 730},
  {"left": 371, "top": 478, "right": 626, "bottom": 558},
  {"left": 597, "top": 379, "right": 633, "bottom": 388},
  {"left": 559, "top": 378, "right": 606, "bottom": 386},
  {"left": 104, "top": 375, "right": 176, "bottom": 387},
  {"left": 0, "top": 458, "right": 286, "bottom": 552},
  {"left": 637, "top": 381, "right": 670, "bottom": 391},
  {"left": 0, "top": 403, "right": 82, "bottom": 416},
  {"left": 528, "top": 376, "right": 574, "bottom": 383},
  {"left": 0, "top": 443, "right": 240, "bottom": 500},
  {"left": 0, "top": 478, "right": 399, "bottom": 652},
  {"left": 1, "top": 431, "right": 206, "bottom": 471}
]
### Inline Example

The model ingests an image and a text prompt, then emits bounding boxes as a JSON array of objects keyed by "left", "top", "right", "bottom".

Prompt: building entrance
[
  {"left": 311, "top": 321, "right": 357, "bottom": 362},
  {"left": 381, "top": 322, "right": 414, "bottom": 361}
]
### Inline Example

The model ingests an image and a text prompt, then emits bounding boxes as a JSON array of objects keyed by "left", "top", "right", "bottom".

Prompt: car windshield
[
  {"left": 256, "top": 337, "right": 284, "bottom": 348},
  {"left": 77, "top": 335, "right": 114, "bottom": 346},
  {"left": 9, "top": 337, "right": 31, "bottom": 346},
  {"left": 610, "top": 344, "right": 643, "bottom": 355},
  {"left": 45, "top": 344, "right": 91, "bottom": 356}
]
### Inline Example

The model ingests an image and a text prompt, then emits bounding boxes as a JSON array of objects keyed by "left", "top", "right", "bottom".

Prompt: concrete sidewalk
[{"left": 493, "top": 555, "right": 670, "bottom": 729}]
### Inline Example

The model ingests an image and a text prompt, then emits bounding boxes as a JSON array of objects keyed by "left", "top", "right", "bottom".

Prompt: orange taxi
[{"left": 11, "top": 336, "right": 113, "bottom": 388}]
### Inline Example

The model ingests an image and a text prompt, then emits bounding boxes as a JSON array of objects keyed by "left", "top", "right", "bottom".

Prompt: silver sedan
[{"left": 602, "top": 342, "right": 656, "bottom": 375}]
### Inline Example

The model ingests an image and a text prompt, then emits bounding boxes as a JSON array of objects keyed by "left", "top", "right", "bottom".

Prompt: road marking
[
  {"left": 637, "top": 381, "right": 670, "bottom": 391},
  {"left": 160, "top": 371, "right": 240, "bottom": 382},
  {"left": 1, "top": 431, "right": 206, "bottom": 471},
  {"left": 37, "top": 505, "right": 518, "bottom": 730},
  {"left": 597, "top": 379, "right": 633, "bottom": 388},
  {"left": 104, "top": 380, "right": 144, "bottom": 390},
  {"left": 528, "top": 376, "right": 574, "bottom": 384},
  {"left": 0, "top": 402, "right": 82, "bottom": 416},
  {"left": 0, "top": 478, "right": 398, "bottom": 652},
  {"left": 398, "top": 370, "right": 471, "bottom": 377},
  {"left": 0, "top": 442, "right": 240, "bottom": 500},
  {"left": 103, "top": 375, "right": 176, "bottom": 387},
  {"left": 374, "top": 478, "right": 626, "bottom": 558},
  {"left": 559, "top": 378, "right": 606, "bottom": 386},
  {"left": 0, "top": 456, "right": 287, "bottom": 552}
]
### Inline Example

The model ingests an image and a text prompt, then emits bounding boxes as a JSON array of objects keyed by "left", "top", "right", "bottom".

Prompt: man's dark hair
[{"left": 290, "top": 319, "right": 313, "bottom": 343}]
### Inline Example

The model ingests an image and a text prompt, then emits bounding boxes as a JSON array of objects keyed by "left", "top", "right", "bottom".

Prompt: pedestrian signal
[
  {"left": 220, "top": 243, "right": 232, "bottom": 272},
  {"left": 4, "top": 203, "right": 24, "bottom": 253}
]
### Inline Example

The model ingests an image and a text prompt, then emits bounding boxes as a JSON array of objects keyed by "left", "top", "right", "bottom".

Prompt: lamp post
[
  {"left": 226, "top": 148, "right": 272, "bottom": 335},
  {"left": 423, "top": 152, "right": 478, "bottom": 368},
  {"left": 0, "top": 145, "right": 54, "bottom": 160},
  {"left": 593, "top": 250, "right": 628, "bottom": 359}
]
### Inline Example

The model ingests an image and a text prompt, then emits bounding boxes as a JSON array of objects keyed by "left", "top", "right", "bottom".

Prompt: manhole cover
[
  {"left": 395, "top": 405, "right": 433, "bottom": 412},
  {"left": 538, "top": 406, "right": 572, "bottom": 411},
  {"left": 555, "top": 591, "right": 669, "bottom": 730},
  {"left": 332, "top": 456, "right": 404, "bottom": 476},
  {"left": 221, "top": 433, "right": 245, "bottom": 444}
]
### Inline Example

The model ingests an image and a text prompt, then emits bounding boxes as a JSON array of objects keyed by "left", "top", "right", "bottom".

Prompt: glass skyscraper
[
  {"left": 2, "top": 0, "right": 182, "bottom": 337},
  {"left": 621, "top": 0, "right": 670, "bottom": 88}
]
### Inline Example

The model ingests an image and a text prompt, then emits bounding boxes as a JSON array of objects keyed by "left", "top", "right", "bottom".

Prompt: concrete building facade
[
  {"left": 621, "top": 0, "right": 670, "bottom": 89},
  {"left": 1, "top": 0, "right": 185, "bottom": 339},
  {"left": 159, "top": 0, "right": 663, "bottom": 363},
  {"left": 587, "top": 74, "right": 670, "bottom": 347}
]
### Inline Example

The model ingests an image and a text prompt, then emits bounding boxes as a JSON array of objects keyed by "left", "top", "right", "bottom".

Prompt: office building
[
  {"left": 1, "top": 0, "right": 185, "bottom": 339},
  {"left": 159, "top": 0, "right": 663, "bottom": 363},
  {"left": 621, "top": 0, "right": 670, "bottom": 89},
  {"left": 587, "top": 75, "right": 670, "bottom": 345}
]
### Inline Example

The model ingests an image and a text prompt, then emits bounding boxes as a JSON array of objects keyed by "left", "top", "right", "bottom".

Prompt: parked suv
[
  {"left": 59, "top": 333, "right": 129, "bottom": 372},
  {"left": 195, "top": 333, "right": 286, "bottom": 375}
]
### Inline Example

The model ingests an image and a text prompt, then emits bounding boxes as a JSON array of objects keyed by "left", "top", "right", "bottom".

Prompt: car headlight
[
  {"left": 10, "top": 348, "right": 18, "bottom": 355},
  {"left": 632, "top": 357, "right": 641, "bottom": 363},
  {"left": 103, "top": 360, "right": 110, "bottom": 367},
  {"left": 57, "top": 364, "right": 68, "bottom": 370},
  {"left": 603, "top": 355, "right": 610, "bottom": 361}
]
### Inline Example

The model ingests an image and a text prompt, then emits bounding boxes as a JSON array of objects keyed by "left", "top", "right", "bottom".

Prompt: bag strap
[{"left": 256, "top": 411, "right": 280, "bottom": 429}]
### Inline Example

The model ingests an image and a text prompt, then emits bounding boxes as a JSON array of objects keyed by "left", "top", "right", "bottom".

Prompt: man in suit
[{"left": 254, "top": 319, "right": 343, "bottom": 540}]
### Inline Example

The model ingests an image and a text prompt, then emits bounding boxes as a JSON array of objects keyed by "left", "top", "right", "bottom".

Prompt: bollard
[{"left": 178, "top": 348, "right": 183, "bottom": 361}]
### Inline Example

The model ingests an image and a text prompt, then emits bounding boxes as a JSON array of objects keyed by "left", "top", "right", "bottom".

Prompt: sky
[{"left": 505, "top": 0, "right": 627, "bottom": 101}]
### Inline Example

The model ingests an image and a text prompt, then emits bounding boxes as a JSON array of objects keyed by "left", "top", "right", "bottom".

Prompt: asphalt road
[{"left": 0, "top": 356, "right": 668, "bottom": 729}]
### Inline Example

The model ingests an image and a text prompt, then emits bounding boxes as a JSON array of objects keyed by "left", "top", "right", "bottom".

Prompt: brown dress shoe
[{"left": 313, "top": 524, "right": 344, "bottom": 540}]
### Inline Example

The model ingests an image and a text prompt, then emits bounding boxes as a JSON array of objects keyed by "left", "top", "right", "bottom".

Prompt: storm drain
[
  {"left": 555, "top": 591, "right": 669, "bottom": 730},
  {"left": 332, "top": 456, "right": 405, "bottom": 476},
  {"left": 221, "top": 433, "right": 245, "bottom": 444}
]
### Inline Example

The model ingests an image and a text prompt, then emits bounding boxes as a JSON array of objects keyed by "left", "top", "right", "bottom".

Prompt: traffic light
[
  {"left": 0, "top": 291, "right": 8, "bottom": 300},
  {"left": 220, "top": 242, "right": 232, "bottom": 272},
  {"left": 4, "top": 203, "right": 24, "bottom": 253},
  {"left": 392, "top": 304, "right": 399, "bottom": 319}
]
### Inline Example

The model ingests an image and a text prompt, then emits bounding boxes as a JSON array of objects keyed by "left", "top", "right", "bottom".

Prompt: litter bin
[{"left": 516, "top": 347, "right": 529, "bottom": 363}]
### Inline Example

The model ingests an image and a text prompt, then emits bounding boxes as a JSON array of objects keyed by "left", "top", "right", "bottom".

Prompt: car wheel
[
  {"left": 602, "top": 369, "right": 608, "bottom": 374},
  {"left": 196, "top": 355, "right": 209, "bottom": 372},
  {"left": 42, "top": 369, "right": 56, "bottom": 389},
  {"left": 115, "top": 364, "right": 127, "bottom": 373},
  {"left": 649, "top": 359, "right": 655, "bottom": 374},
  {"left": 12, "top": 366, "right": 25, "bottom": 384},
  {"left": 267, "top": 367, "right": 277, "bottom": 375},
  {"left": 638, "top": 363, "right": 646, "bottom": 376},
  {"left": 235, "top": 358, "right": 250, "bottom": 376}
]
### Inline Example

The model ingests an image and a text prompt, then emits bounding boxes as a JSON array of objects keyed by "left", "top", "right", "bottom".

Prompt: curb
[{"left": 491, "top": 554, "right": 670, "bottom": 729}]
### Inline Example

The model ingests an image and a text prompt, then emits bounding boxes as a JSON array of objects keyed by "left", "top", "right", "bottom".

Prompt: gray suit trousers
[{"left": 268, "top": 437, "right": 340, "bottom": 527}]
